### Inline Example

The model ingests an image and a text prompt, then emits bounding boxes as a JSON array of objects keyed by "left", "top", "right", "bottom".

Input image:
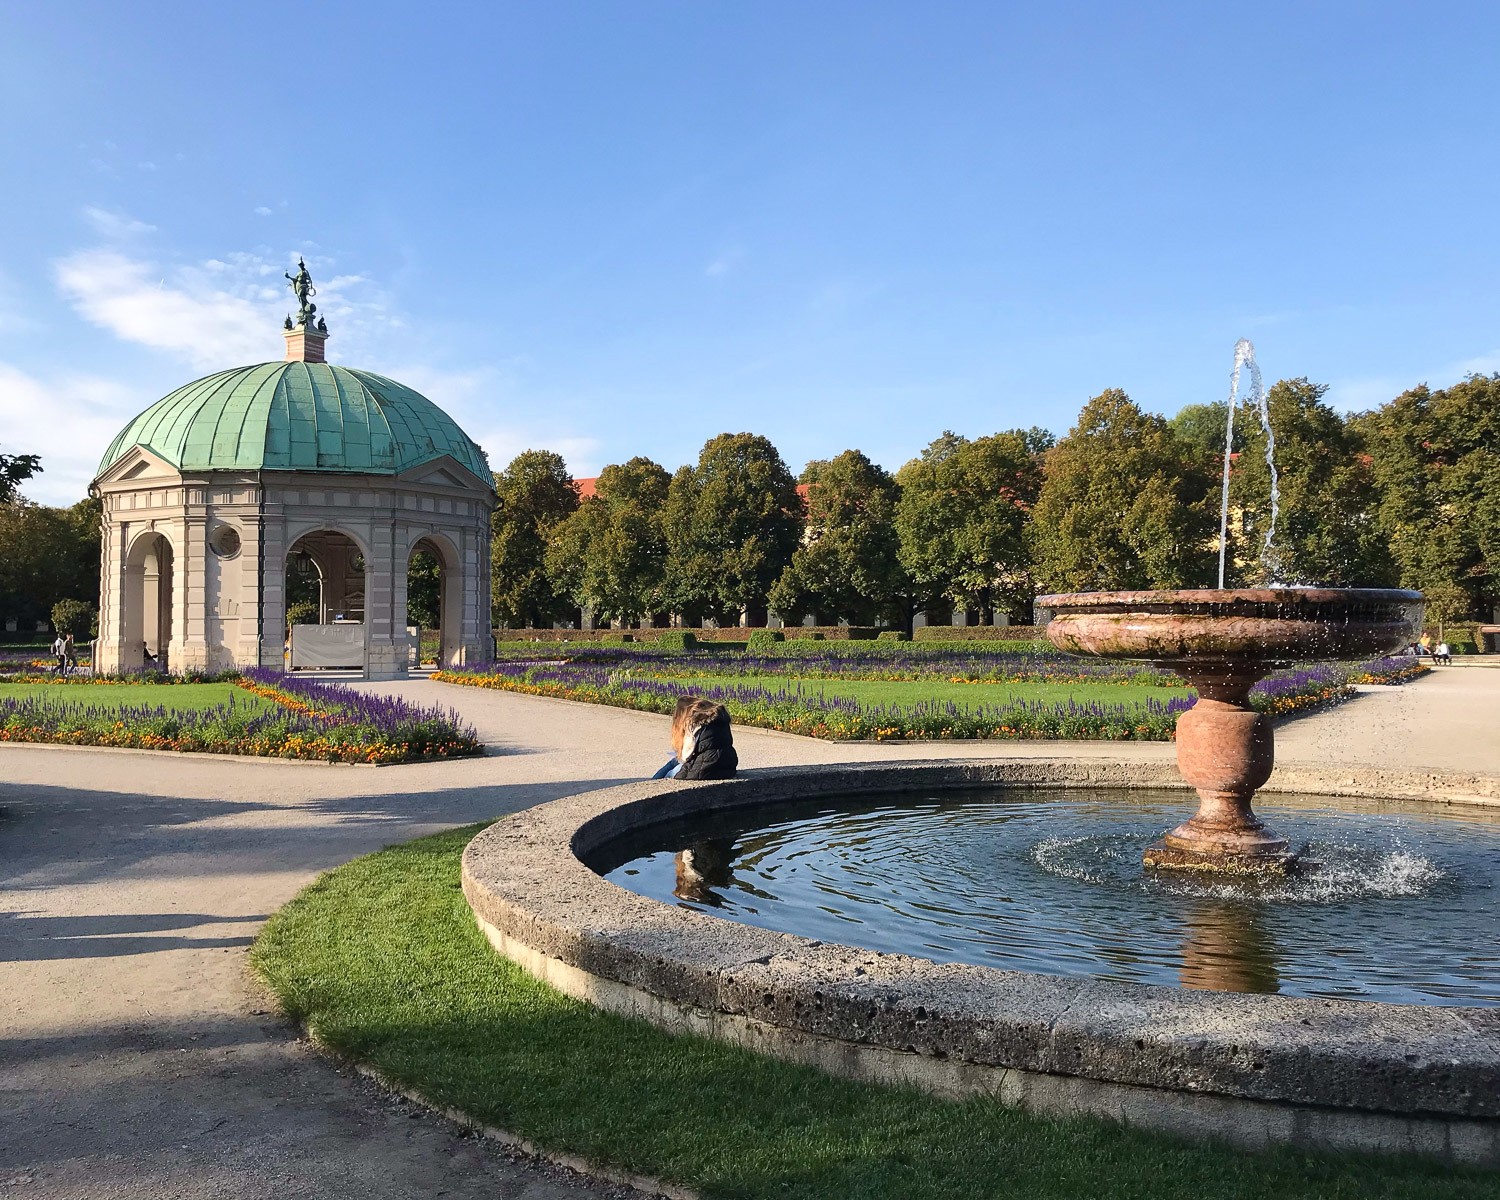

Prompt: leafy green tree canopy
[
  {"left": 50, "top": 598, "right": 97, "bottom": 638},
  {"left": 1356, "top": 372, "right": 1500, "bottom": 618},
  {"left": 490, "top": 450, "right": 579, "bottom": 628},
  {"left": 546, "top": 456, "right": 672, "bottom": 626},
  {"left": 0, "top": 497, "right": 102, "bottom": 630},
  {"left": 770, "top": 449, "right": 909, "bottom": 627},
  {"left": 1031, "top": 389, "right": 1215, "bottom": 592},
  {"left": 663, "top": 433, "right": 802, "bottom": 626},
  {"left": 894, "top": 430, "right": 1044, "bottom": 623},
  {"left": 1228, "top": 378, "right": 1390, "bottom": 587},
  {"left": 0, "top": 446, "right": 41, "bottom": 504}
]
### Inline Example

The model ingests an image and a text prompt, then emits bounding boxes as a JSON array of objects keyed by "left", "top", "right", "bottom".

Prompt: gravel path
[{"left": 1, "top": 667, "right": 1493, "bottom": 1197}]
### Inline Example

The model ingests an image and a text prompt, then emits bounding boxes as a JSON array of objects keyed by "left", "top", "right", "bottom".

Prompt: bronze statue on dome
[{"left": 284, "top": 257, "right": 319, "bottom": 328}]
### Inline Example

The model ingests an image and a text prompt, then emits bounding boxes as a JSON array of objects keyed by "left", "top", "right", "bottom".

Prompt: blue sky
[{"left": 3, "top": 2, "right": 1498, "bottom": 504}]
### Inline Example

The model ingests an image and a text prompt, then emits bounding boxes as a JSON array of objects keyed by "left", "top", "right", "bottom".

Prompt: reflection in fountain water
[
  {"left": 1178, "top": 902, "right": 1281, "bottom": 994},
  {"left": 593, "top": 789, "right": 1499, "bottom": 1005},
  {"left": 673, "top": 839, "right": 737, "bottom": 905}
]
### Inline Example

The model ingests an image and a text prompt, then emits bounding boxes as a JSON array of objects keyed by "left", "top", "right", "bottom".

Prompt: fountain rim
[
  {"left": 461, "top": 759, "right": 1500, "bottom": 1146},
  {"left": 1036, "top": 587, "right": 1424, "bottom": 612}
]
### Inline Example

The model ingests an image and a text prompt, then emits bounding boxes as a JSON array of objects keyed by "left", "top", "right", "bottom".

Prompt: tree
[
  {"left": 663, "top": 433, "right": 802, "bottom": 626},
  {"left": 1227, "top": 378, "right": 1390, "bottom": 587},
  {"left": 893, "top": 431, "right": 1045, "bottom": 623},
  {"left": 50, "top": 598, "right": 97, "bottom": 637},
  {"left": 0, "top": 445, "right": 40, "bottom": 504},
  {"left": 1170, "top": 401, "right": 1240, "bottom": 467},
  {"left": 546, "top": 456, "right": 672, "bottom": 626},
  {"left": 406, "top": 549, "right": 441, "bottom": 629},
  {"left": 770, "top": 450, "right": 910, "bottom": 627},
  {"left": 1031, "top": 389, "right": 1215, "bottom": 592},
  {"left": 1357, "top": 373, "right": 1500, "bottom": 620},
  {"left": 490, "top": 450, "right": 579, "bottom": 627},
  {"left": 0, "top": 497, "right": 102, "bottom": 631}
]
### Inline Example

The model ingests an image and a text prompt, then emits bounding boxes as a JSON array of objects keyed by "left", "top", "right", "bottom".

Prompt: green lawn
[
  {"left": 664, "top": 674, "right": 1186, "bottom": 710},
  {"left": 251, "top": 826, "right": 1496, "bottom": 1200},
  {"left": 0, "top": 681, "right": 273, "bottom": 712}
]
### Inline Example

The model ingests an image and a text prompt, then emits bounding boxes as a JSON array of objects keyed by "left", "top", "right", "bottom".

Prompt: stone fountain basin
[
  {"left": 1036, "top": 588, "right": 1423, "bottom": 664},
  {"left": 461, "top": 761, "right": 1500, "bottom": 1166}
]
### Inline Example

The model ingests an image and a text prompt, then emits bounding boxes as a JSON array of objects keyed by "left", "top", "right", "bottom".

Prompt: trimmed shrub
[
  {"left": 50, "top": 599, "right": 97, "bottom": 637},
  {"left": 597, "top": 633, "right": 635, "bottom": 645},
  {"left": 876, "top": 630, "right": 909, "bottom": 642},
  {"left": 746, "top": 630, "right": 786, "bottom": 651},
  {"left": 655, "top": 629, "right": 699, "bottom": 651},
  {"left": 806, "top": 632, "right": 825, "bottom": 640},
  {"left": 913, "top": 625, "right": 1044, "bottom": 642}
]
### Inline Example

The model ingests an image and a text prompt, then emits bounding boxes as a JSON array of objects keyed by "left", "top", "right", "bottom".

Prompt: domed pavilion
[{"left": 91, "top": 263, "right": 497, "bottom": 678}]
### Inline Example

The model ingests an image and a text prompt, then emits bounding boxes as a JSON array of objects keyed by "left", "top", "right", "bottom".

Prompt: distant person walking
[
  {"left": 51, "top": 631, "right": 69, "bottom": 676},
  {"left": 63, "top": 632, "right": 76, "bottom": 675}
]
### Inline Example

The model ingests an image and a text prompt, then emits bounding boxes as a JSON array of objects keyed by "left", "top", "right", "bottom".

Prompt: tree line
[
  {"left": 491, "top": 374, "right": 1500, "bottom": 632},
  {"left": 2, "top": 370, "right": 1494, "bottom": 639}
]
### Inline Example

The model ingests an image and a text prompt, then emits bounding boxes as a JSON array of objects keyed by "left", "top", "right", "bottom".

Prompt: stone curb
[{"left": 462, "top": 760, "right": 1500, "bottom": 1164}]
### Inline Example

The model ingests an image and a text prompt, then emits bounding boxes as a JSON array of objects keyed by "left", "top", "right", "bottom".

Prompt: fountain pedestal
[
  {"left": 1145, "top": 665, "right": 1293, "bottom": 873},
  {"left": 1037, "top": 588, "right": 1423, "bottom": 877}
]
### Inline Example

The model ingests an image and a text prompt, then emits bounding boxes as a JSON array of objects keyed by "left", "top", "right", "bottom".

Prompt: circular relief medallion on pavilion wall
[{"left": 209, "top": 524, "right": 242, "bottom": 559}]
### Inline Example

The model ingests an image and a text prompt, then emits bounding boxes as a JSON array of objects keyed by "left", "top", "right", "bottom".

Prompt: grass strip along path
[
  {"left": 0, "top": 669, "right": 482, "bottom": 762},
  {"left": 251, "top": 826, "right": 1495, "bottom": 1200},
  {"left": 436, "top": 653, "right": 1429, "bottom": 742}
]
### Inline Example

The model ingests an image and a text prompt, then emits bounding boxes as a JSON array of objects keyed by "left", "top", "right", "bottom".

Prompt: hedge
[
  {"left": 654, "top": 629, "right": 698, "bottom": 651},
  {"left": 746, "top": 630, "right": 785, "bottom": 650},
  {"left": 494, "top": 625, "right": 881, "bottom": 643},
  {"left": 1421, "top": 624, "right": 1491, "bottom": 654},
  {"left": 913, "top": 625, "right": 1045, "bottom": 642}
]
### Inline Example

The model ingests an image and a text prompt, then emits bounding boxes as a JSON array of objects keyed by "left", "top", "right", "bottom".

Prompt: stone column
[
  {"left": 258, "top": 504, "right": 289, "bottom": 670},
  {"left": 174, "top": 509, "right": 211, "bottom": 671},
  {"left": 363, "top": 517, "right": 406, "bottom": 680}
]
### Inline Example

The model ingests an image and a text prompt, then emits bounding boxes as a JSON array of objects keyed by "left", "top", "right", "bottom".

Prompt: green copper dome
[{"left": 96, "top": 362, "right": 492, "bottom": 485}]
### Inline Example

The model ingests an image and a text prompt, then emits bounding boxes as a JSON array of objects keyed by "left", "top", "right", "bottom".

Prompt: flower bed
[
  {"left": 490, "top": 642, "right": 1181, "bottom": 684},
  {"left": 0, "top": 670, "right": 482, "bottom": 763},
  {"left": 433, "top": 656, "right": 1427, "bottom": 742}
]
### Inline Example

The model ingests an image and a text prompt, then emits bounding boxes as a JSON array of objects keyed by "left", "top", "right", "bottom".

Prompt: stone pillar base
[{"left": 365, "top": 641, "right": 408, "bottom": 681}]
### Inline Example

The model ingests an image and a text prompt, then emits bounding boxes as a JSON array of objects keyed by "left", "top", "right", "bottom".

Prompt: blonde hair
[{"left": 670, "top": 696, "right": 726, "bottom": 759}]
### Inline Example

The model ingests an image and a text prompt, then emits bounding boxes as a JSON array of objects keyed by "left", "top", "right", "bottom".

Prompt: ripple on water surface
[{"left": 591, "top": 789, "right": 1500, "bottom": 1005}]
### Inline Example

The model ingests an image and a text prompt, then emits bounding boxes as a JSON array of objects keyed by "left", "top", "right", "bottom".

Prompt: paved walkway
[{"left": 2, "top": 668, "right": 1496, "bottom": 1197}]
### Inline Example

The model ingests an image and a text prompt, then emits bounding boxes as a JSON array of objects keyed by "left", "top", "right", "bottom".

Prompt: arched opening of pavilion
[
  {"left": 285, "top": 531, "right": 368, "bottom": 671},
  {"left": 121, "top": 531, "right": 174, "bottom": 671},
  {"left": 406, "top": 534, "right": 465, "bottom": 669}
]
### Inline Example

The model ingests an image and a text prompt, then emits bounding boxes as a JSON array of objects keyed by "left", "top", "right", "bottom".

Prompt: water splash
[{"left": 1217, "top": 339, "right": 1281, "bottom": 586}]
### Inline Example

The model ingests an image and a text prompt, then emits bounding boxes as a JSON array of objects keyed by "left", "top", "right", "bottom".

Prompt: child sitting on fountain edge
[{"left": 650, "top": 696, "right": 738, "bottom": 781}]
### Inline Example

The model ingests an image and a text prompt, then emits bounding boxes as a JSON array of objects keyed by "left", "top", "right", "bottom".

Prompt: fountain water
[
  {"left": 1044, "top": 340, "right": 1421, "bottom": 875},
  {"left": 1217, "top": 339, "right": 1281, "bottom": 586}
]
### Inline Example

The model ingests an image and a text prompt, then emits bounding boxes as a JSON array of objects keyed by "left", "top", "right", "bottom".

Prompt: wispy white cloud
[
  {"left": 54, "top": 227, "right": 405, "bottom": 371},
  {"left": 56, "top": 247, "right": 275, "bottom": 370},
  {"left": 0, "top": 361, "right": 138, "bottom": 503},
  {"left": 253, "top": 206, "right": 273, "bottom": 217},
  {"left": 82, "top": 206, "right": 157, "bottom": 239}
]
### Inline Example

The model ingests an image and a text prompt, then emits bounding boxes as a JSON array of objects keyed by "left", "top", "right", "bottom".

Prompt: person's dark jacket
[{"left": 676, "top": 710, "right": 738, "bottom": 780}]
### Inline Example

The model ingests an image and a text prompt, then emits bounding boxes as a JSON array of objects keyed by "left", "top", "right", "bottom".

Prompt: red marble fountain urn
[{"left": 1036, "top": 589, "right": 1423, "bottom": 874}]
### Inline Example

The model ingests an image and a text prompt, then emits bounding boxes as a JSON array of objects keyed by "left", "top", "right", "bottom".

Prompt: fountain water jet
[{"left": 1038, "top": 587, "right": 1423, "bottom": 873}]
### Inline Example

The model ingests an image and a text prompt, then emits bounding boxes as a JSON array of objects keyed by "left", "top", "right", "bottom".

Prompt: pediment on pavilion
[
  {"left": 398, "top": 454, "right": 494, "bottom": 495},
  {"left": 93, "top": 445, "right": 181, "bottom": 489}
]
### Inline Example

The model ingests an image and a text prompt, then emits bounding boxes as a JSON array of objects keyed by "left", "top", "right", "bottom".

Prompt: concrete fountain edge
[{"left": 460, "top": 761, "right": 1500, "bottom": 1167}]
